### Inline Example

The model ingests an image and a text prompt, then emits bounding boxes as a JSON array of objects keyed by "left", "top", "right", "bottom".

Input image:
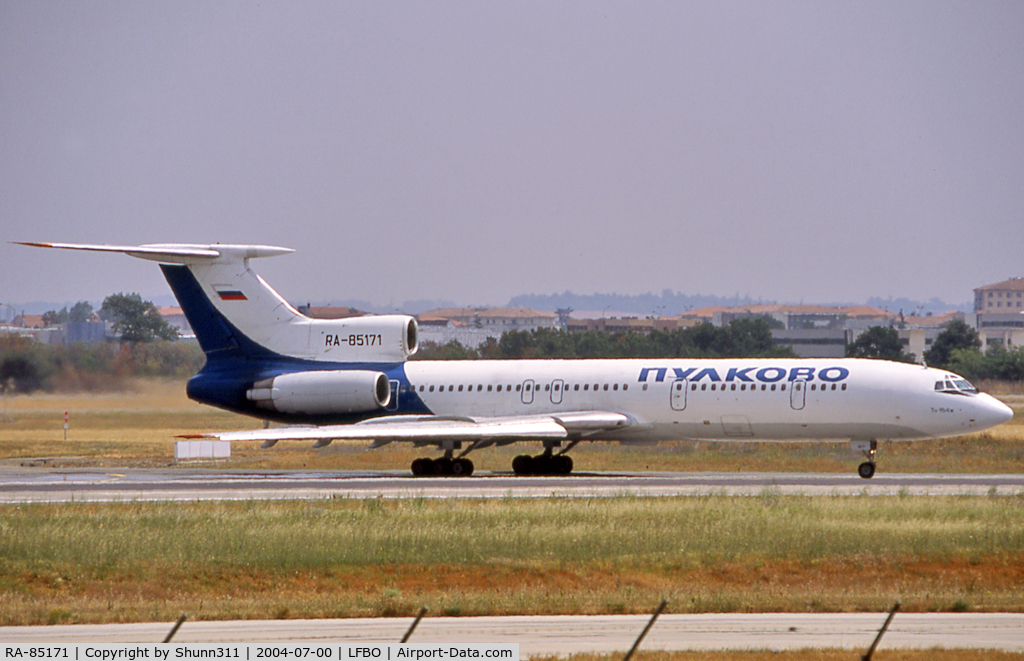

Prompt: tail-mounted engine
[
  {"left": 312, "top": 315, "right": 418, "bottom": 362},
  {"left": 247, "top": 370, "right": 391, "bottom": 415}
]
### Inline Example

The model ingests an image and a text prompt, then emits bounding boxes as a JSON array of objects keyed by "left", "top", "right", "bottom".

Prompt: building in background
[{"left": 972, "top": 278, "right": 1024, "bottom": 350}]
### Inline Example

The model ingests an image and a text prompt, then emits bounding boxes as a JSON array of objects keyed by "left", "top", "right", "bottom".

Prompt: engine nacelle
[
  {"left": 310, "top": 315, "right": 418, "bottom": 362},
  {"left": 247, "top": 370, "right": 391, "bottom": 415}
]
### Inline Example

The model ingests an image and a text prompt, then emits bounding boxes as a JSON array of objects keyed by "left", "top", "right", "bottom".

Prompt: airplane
[{"left": 18, "top": 241, "right": 1014, "bottom": 479}]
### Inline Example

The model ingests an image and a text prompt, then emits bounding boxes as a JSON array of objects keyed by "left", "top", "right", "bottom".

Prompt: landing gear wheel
[
  {"left": 858, "top": 461, "right": 876, "bottom": 479},
  {"left": 451, "top": 458, "right": 474, "bottom": 477},
  {"left": 512, "top": 455, "right": 534, "bottom": 475},
  {"left": 411, "top": 457, "right": 432, "bottom": 477},
  {"left": 433, "top": 457, "right": 452, "bottom": 475},
  {"left": 512, "top": 453, "right": 574, "bottom": 476}
]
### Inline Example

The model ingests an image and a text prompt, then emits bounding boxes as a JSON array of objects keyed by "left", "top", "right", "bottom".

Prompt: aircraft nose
[{"left": 975, "top": 394, "right": 1014, "bottom": 428}]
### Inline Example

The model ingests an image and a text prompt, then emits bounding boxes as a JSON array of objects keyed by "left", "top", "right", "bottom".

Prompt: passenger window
[
  {"left": 458, "top": 385, "right": 464, "bottom": 392},
  {"left": 603, "top": 384, "right": 609, "bottom": 391},
  {"left": 691, "top": 384, "right": 697, "bottom": 390},
  {"left": 731, "top": 384, "right": 736, "bottom": 391},
  {"left": 516, "top": 385, "right": 521, "bottom": 392},
  {"left": 831, "top": 384, "right": 837, "bottom": 391},
  {"left": 449, "top": 386, "right": 454, "bottom": 392},
  {"left": 574, "top": 384, "right": 580, "bottom": 391},
  {"left": 613, "top": 384, "right": 619, "bottom": 391},
  {"left": 701, "top": 384, "right": 707, "bottom": 391},
  {"left": 761, "top": 384, "right": 767, "bottom": 391},
  {"left": 429, "top": 386, "right": 434, "bottom": 392},
  {"left": 643, "top": 384, "right": 648, "bottom": 391},
  {"left": 711, "top": 384, "right": 717, "bottom": 391},
  {"left": 770, "top": 384, "right": 776, "bottom": 391},
  {"left": 781, "top": 384, "right": 786, "bottom": 391},
  {"left": 841, "top": 383, "right": 847, "bottom": 391},
  {"left": 545, "top": 384, "right": 550, "bottom": 391},
  {"left": 584, "top": 384, "right": 589, "bottom": 391},
  {"left": 741, "top": 384, "right": 746, "bottom": 391},
  {"left": 488, "top": 385, "right": 493, "bottom": 392},
  {"left": 623, "top": 384, "right": 628, "bottom": 391}
]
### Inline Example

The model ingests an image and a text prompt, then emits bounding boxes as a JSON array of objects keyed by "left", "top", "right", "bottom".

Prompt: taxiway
[{"left": 1, "top": 467, "right": 1023, "bottom": 502}]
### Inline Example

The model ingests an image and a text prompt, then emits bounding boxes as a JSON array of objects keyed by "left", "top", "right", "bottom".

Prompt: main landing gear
[
  {"left": 851, "top": 439, "right": 877, "bottom": 479},
  {"left": 512, "top": 452, "right": 573, "bottom": 476},
  {"left": 411, "top": 440, "right": 478, "bottom": 477},
  {"left": 512, "top": 440, "right": 579, "bottom": 476},
  {"left": 410, "top": 456, "right": 473, "bottom": 477}
]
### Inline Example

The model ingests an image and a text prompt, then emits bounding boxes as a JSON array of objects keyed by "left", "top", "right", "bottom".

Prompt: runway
[
  {"left": 1, "top": 466, "right": 1023, "bottom": 502},
  {"left": 4, "top": 614, "right": 1023, "bottom": 652}
]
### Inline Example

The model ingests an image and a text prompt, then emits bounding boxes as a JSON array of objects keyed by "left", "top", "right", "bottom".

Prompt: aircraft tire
[
  {"left": 857, "top": 461, "right": 876, "bottom": 479},
  {"left": 450, "top": 458, "right": 473, "bottom": 477},
  {"left": 411, "top": 458, "right": 431, "bottom": 477},
  {"left": 512, "top": 455, "right": 533, "bottom": 475},
  {"left": 556, "top": 455, "right": 573, "bottom": 475},
  {"left": 434, "top": 458, "right": 453, "bottom": 475}
]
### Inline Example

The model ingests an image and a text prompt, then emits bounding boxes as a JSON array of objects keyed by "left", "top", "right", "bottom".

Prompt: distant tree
[
  {"left": 41, "top": 308, "right": 65, "bottom": 327},
  {"left": 923, "top": 319, "right": 981, "bottom": 369},
  {"left": 42, "top": 301, "right": 95, "bottom": 327},
  {"left": 100, "top": 293, "right": 178, "bottom": 343},
  {"left": 68, "top": 301, "right": 94, "bottom": 323},
  {"left": 846, "top": 326, "right": 915, "bottom": 362},
  {"left": 0, "top": 336, "right": 56, "bottom": 393},
  {"left": 411, "top": 340, "right": 479, "bottom": 360}
]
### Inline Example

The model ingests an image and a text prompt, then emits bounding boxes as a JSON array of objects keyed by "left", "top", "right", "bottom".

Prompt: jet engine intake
[{"left": 247, "top": 370, "right": 391, "bottom": 415}]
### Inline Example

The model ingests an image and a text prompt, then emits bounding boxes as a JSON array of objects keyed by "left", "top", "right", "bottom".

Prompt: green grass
[{"left": 3, "top": 495, "right": 1023, "bottom": 568}]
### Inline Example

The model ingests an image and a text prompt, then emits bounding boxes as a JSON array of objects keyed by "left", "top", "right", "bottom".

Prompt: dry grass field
[
  {"left": 2, "top": 488, "right": 1023, "bottom": 625},
  {"left": 0, "top": 378, "right": 1022, "bottom": 474}
]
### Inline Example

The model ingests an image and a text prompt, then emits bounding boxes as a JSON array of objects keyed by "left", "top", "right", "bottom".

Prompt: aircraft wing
[{"left": 180, "top": 411, "right": 633, "bottom": 447}]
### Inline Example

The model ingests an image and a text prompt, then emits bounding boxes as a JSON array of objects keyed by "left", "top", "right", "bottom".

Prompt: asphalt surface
[
  {"left": 3, "top": 614, "right": 1023, "bottom": 652},
  {"left": 1, "top": 466, "right": 1023, "bottom": 502}
]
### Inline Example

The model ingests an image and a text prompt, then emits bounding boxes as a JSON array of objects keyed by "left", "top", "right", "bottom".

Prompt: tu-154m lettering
[{"left": 18, "top": 242, "right": 1013, "bottom": 478}]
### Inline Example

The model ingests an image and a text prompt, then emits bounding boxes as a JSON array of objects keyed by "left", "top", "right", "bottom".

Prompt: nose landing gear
[{"left": 852, "top": 439, "right": 877, "bottom": 479}]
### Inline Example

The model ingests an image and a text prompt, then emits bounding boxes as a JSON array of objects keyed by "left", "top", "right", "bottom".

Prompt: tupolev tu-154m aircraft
[{"left": 19, "top": 242, "right": 1013, "bottom": 478}]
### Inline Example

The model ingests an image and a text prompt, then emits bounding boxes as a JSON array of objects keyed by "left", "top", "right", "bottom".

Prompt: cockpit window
[
  {"left": 953, "top": 378, "right": 977, "bottom": 393},
  {"left": 935, "top": 376, "right": 978, "bottom": 394}
]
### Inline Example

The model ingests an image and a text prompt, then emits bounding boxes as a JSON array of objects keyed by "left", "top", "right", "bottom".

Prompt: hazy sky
[{"left": 3, "top": 1, "right": 1022, "bottom": 311}]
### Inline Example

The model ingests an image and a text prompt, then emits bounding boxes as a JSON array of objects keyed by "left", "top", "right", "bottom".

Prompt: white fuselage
[{"left": 400, "top": 358, "right": 1011, "bottom": 443}]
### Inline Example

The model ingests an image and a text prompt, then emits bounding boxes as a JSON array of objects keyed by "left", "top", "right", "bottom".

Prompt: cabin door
[
  {"left": 790, "top": 379, "right": 806, "bottom": 410},
  {"left": 670, "top": 379, "right": 688, "bottom": 411},
  {"left": 521, "top": 379, "right": 535, "bottom": 405},
  {"left": 550, "top": 379, "right": 564, "bottom": 404},
  {"left": 386, "top": 379, "right": 400, "bottom": 411}
]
